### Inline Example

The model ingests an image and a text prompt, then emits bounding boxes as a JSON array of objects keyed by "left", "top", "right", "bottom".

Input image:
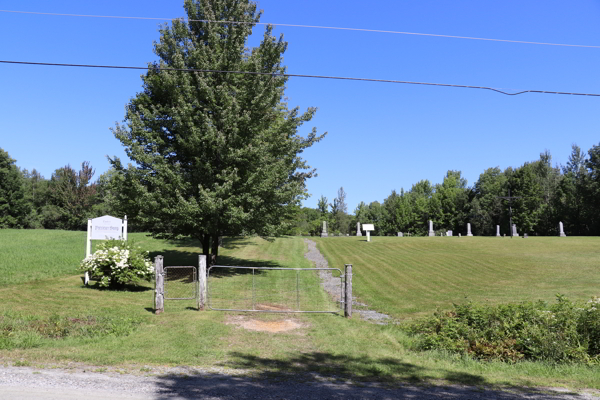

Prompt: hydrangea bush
[{"left": 80, "top": 240, "right": 153, "bottom": 288}]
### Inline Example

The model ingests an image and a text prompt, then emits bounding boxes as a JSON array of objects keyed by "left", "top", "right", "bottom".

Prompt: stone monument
[
  {"left": 559, "top": 221, "right": 566, "bottom": 237},
  {"left": 467, "top": 223, "right": 473, "bottom": 236},
  {"left": 356, "top": 222, "right": 362, "bottom": 236},
  {"left": 512, "top": 224, "right": 518, "bottom": 237},
  {"left": 428, "top": 220, "right": 435, "bottom": 237},
  {"left": 496, "top": 225, "right": 500, "bottom": 237},
  {"left": 446, "top": 230, "right": 453, "bottom": 236},
  {"left": 321, "top": 221, "right": 328, "bottom": 237},
  {"left": 397, "top": 232, "right": 403, "bottom": 237}
]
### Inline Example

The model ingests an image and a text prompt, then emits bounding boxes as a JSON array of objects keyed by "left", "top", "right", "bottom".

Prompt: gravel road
[{"left": 1, "top": 365, "right": 600, "bottom": 400}]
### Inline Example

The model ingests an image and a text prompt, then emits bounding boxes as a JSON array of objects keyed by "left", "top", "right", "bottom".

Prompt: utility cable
[
  {"left": 1, "top": 9, "right": 599, "bottom": 49},
  {"left": 1, "top": 60, "right": 599, "bottom": 97}
]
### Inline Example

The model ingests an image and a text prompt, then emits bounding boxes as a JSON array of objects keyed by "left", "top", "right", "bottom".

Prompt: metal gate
[
  {"left": 207, "top": 266, "right": 343, "bottom": 313},
  {"left": 164, "top": 266, "right": 197, "bottom": 300}
]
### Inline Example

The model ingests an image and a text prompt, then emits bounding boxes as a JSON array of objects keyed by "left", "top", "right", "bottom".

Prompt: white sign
[
  {"left": 90, "top": 215, "right": 124, "bottom": 240},
  {"left": 86, "top": 215, "right": 127, "bottom": 259},
  {"left": 362, "top": 224, "right": 374, "bottom": 231}
]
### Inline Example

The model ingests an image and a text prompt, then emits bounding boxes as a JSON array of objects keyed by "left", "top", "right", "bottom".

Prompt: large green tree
[
  {"left": 111, "top": 0, "right": 325, "bottom": 263},
  {"left": 0, "top": 148, "right": 30, "bottom": 228}
]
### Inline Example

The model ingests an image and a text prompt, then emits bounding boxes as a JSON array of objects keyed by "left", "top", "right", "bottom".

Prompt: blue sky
[{"left": 1, "top": 0, "right": 599, "bottom": 212}]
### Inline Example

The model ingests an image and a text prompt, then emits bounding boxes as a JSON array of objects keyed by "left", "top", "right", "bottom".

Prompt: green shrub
[
  {"left": 79, "top": 239, "right": 153, "bottom": 288},
  {"left": 406, "top": 295, "right": 600, "bottom": 364}
]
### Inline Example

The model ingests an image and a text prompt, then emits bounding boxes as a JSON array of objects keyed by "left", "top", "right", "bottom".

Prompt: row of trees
[
  {"left": 0, "top": 148, "right": 115, "bottom": 230},
  {"left": 291, "top": 144, "right": 600, "bottom": 237}
]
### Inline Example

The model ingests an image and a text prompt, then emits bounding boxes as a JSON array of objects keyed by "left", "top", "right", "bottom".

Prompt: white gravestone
[
  {"left": 467, "top": 223, "right": 473, "bottom": 236},
  {"left": 446, "top": 230, "right": 453, "bottom": 236},
  {"left": 356, "top": 222, "right": 362, "bottom": 236},
  {"left": 321, "top": 221, "right": 328, "bottom": 237},
  {"left": 559, "top": 221, "right": 566, "bottom": 237},
  {"left": 512, "top": 224, "right": 519, "bottom": 236},
  {"left": 397, "top": 232, "right": 403, "bottom": 237},
  {"left": 428, "top": 220, "right": 435, "bottom": 237},
  {"left": 362, "top": 224, "right": 374, "bottom": 242},
  {"left": 496, "top": 225, "right": 500, "bottom": 237}
]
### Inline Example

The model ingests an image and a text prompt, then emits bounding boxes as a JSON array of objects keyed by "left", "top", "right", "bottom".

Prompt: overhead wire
[
  {"left": 1, "top": 60, "right": 599, "bottom": 97},
  {"left": 1, "top": 9, "right": 599, "bottom": 49}
]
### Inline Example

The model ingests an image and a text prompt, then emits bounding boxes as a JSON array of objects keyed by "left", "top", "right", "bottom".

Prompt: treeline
[
  {"left": 2, "top": 143, "right": 600, "bottom": 236},
  {"left": 0, "top": 148, "right": 122, "bottom": 230},
  {"left": 291, "top": 144, "right": 600, "bottom": 237}
]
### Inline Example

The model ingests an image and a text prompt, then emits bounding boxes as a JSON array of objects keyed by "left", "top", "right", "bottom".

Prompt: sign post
[{"left": 362, "top": 224, "right": 374, "bottom": 242}]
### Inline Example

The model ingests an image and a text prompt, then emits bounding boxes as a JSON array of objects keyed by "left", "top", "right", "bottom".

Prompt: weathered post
[
  {"left": 198, "top": 255, "right": 207, "bottom": 310},
  {"left": 155, "top": 255, "right": 164, "bottom": 314},
  {"left": 344, "top": 264, "right": 352, "bottom": 318}
]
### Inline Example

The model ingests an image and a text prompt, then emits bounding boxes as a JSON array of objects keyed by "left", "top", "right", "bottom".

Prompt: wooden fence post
[
  {"left": 344, "top": 264, "right": 352, "bottom": 318},
  {"left": 198, "top": 255, "right": 207, "bottom": 310},
  {"left": 155, "top": 255, "right": 164, "bottom": 314}
]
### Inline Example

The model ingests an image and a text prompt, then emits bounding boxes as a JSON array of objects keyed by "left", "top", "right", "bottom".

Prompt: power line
[
  {"left": 1, "top": 60, "right": 599, "bottom": 97},
  {"left": 1, "top": 9, "right": 599, "bottom": 49}
]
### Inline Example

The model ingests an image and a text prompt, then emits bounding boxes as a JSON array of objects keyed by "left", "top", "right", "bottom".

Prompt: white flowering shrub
[{"left": 80, "top": 240, "right": 154, "bottom": 288}]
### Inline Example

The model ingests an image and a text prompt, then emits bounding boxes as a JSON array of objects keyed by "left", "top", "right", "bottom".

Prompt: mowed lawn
[
  {"left": 1, "top": 230, "right": 599, "bottom": 389},
  {"left": 314, "top": 236, "right": 600, "bottom": 319}
]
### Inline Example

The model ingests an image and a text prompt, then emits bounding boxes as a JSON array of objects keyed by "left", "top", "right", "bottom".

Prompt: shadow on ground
[{"left": 152, "top": 351, "right": 574, "bottom": 400}]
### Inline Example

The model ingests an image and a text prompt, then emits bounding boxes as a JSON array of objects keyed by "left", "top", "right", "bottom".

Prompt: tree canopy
[{"left": 110, "top": 0, "right": 325, "bottom": 263}]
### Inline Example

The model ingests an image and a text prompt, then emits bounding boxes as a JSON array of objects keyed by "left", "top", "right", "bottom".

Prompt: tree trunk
[
  {"left": 210, "top": 232, "right": 219, "bottom": 266},
  {"left": 201, "top": 234, "right": 210, "bottom": 260}
]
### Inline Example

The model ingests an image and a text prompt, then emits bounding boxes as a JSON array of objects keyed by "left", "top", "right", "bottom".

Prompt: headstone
[
  {"left": 321, "top": 221, "right": 328, "bottom": 237},
  {"left": 397, "top": 232, "right": 403, "bottom": 237},
  {"left": 356, "top": 222, "right": 362, "bottom": 236},
  {"left": 467, "top": 223, "right": 473, "bottom": 236},
  {"left": 523, "top": 233, "right": 528, "bottom": 238},
  {"left": 446, "top": 230, "right": 453, "bottom": 236},
  {"left": 458, "top": 233, "right": 461, "bottom": 237},
  {"left": 496, "top": 225, "right": 500, "bottom": 237},
  {"left": 428, "top": 220, "right": 435, "bottom": 237},
  {"left": 346, "top": 234, "right": 349, "bottom": 236},
  {"left": 512, "top": 224, "right": 518, "bottom": 236},
  {"left": 559, "top": 221, "right": 566, "bottom": 237}
]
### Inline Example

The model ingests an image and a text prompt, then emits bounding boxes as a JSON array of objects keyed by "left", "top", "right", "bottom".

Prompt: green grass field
[
  {"left": 314, "top": 236, "right": 600, "bottom": 320},
  {"left": 0, "top": 230, "right": 599, "bottom": 389}
]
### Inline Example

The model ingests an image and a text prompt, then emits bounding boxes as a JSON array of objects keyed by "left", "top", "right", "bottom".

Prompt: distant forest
[
  {"left": 292, "top": 143, "right": 600, "bottom": 237},
  {"left": 1, "top": 142, "right": 600, "bottom": 236}
]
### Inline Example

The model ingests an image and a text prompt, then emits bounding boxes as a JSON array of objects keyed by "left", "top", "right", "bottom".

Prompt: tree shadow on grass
[
  {"left": 151, "top": 351, "right": 560, "bottom": 400},
  {"left": 81, "top": 280, "right": 152, "bottom": 292}
]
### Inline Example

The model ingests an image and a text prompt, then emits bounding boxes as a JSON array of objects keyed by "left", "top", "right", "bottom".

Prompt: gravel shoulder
[{"left": 1, "top": 365, "right": 599, "bottom": 400}]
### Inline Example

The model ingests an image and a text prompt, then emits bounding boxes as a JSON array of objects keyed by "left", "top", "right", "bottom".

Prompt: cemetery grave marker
[
  {"left": 467, "top": 223, "right": 473, "bottom": 236},
  {"left": 428, "top": 220, "right": 435, "bottom": 237},
  {"left": 559, "top": 221, "right": 567, "bottom": 237}
]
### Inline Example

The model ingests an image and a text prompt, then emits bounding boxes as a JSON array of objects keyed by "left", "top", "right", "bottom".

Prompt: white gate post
[
  {"left": 155, "top": 256, "right": 164, "bottom": 314},
  {"left": 344, "top": 264, "right": 353, "bottom": 318},
  {"left": 198, "top": 255, "right": 207, "bottom": 310}
]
